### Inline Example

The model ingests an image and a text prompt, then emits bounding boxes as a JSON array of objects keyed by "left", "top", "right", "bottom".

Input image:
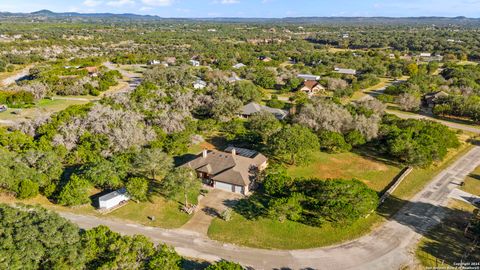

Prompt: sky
[{"left": 0, "top": 0, "right": 480, "bottom": 18}]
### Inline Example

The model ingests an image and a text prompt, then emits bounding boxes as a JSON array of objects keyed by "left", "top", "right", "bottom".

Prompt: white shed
[{"left": 98, "top": 188, "right": 130, "bottom": 210}]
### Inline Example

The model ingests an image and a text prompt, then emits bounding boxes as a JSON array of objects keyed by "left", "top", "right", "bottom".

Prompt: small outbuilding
[
  {"left": 98, "top": 188, "right": 130, "bottom": 210},
  {"left": 297, "top": 74, "right": 321, "bottom": 81},
  {"left": 193, "top": 79, "right": 207, "bottom": 89}
]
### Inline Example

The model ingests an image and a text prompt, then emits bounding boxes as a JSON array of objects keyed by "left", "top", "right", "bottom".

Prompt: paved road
[
  {"left": 60, "top": 146, "right": 480, "bottom": 270},
  {"left": 387, "top": 110, "right": 480, "bottom": 134}
]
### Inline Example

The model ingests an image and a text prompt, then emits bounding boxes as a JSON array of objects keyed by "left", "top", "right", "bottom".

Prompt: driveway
[{"left": 180, "top": 189, "right": 243, "bottom": 235}]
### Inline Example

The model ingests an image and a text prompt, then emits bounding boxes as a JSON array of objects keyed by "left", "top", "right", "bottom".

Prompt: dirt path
[{"left": 0, "top": 65, "right": 32, "bottom": 86}]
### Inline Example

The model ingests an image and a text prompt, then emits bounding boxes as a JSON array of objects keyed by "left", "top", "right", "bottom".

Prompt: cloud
[
  {"left": 219, "top": 0, "right": 239, "bottom": 4},
  {"left": 107, "top": 0, "right": 135, "bottom": 7},
  {"left": 141, "top": 0, "right": 173, "bottom": 6},
  {"left": 83, "top": 0, "right": 103, "bottom": 7}
]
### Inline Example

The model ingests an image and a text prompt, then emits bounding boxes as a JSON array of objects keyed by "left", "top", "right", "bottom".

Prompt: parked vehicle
[{"left": 0, "top": 105, "right": 7, "bottom": 112}]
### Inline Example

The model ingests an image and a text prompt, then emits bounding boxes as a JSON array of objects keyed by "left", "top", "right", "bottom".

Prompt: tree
[
  {"left": 268, "top": 124, "right": 320, "bottom": 165},
  {"left": 318, "top": 130, "right": 352, "bottom": 153},
  {"left": 17, "top": 179, "right": 39, "bottom": 199},
  {"left": 295, "top": 100, "right": 353, "bottom": 134},
  {"left": 407, "top": 63, "right": 419, "bottom": 76},
  {"left": 211, "top": 92, "right": 243, "bottom": 122},
  {"left": 161, "top": 167, "right": 201, "bottom": 206},
  {"left": 206, "top": 260, "right": 244, "bottom": 270},
  {"left": 126, "top": 177, "right": 149, "bottom": 202},
  {"left": 397, "top": 93, "right": 421, "bottom": 112},
  {"left": 315, "top": 179, "right": 379, "bottom": 225},
  {"left": 146, "top": 244, "right": 182, "bottom": 270},
  {"left": 0, "top": 204, "right": 85, "bottom": 270},
  {"left": 81, "top": 159, "right": 123, "bottom": 189},
  {"left": 232, "top": 81, "right": 262, "bottom": 103},
  {"left": 134, "top": 148, "right": 173, "bottom": 180},
  {"left": 263, "top": 169, "right": 293, "bottom": 197},
  {"left": 57, "top": 174, "right": 91, "bottom": 206},
  {"left": 253, "top": 68, "right": 276, "bottom": 89},
  {"left": 268, "top": 193, "right": 304, "bottom": 222},
  {"left": 247, "top": 111, "right": 282, "bottom": 144}
]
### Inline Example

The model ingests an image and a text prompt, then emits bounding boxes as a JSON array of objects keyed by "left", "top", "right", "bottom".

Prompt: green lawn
[
  {"left": 208, "top": 143, "right": 474, "bottom": 249},
  {"left": 287, "top": 150, "right": 402, "bottom": 192},
  {"left": 104, "top": 196, "right": 191, "bottom": 229},
  {"left": 209, "top": 212, "right": 382, "bottom": 250},
  {"left": 462, "top": 165, "right": 480, "bottom": 196}
]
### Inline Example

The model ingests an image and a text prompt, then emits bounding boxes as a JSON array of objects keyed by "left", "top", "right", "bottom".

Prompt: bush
[
  {"left": 17, "top": 179, "right": 39, "bottom": 199},
  {"left": 221, "top": 208, "right": 233, "bottom": 221}
]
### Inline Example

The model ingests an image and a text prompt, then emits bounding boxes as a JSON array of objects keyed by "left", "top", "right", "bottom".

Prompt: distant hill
[{"left": 0, "top": 10, "right": 479, "bottom": 25}]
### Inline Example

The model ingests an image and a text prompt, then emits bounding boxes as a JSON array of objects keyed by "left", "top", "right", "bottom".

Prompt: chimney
[
  {"left": 231, "top": 148, "right": 236, "bottom": 156},
  {"left": 202, "top": 149, "right": 208, "bottom": 158}
]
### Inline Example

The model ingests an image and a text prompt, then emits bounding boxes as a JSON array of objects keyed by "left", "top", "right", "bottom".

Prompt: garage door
[
  {"left": 234, "top": 185, "right": 243, "bottom": 194},
  {"left": 215, "top": 181, "right": 234, "bottom": 192}
]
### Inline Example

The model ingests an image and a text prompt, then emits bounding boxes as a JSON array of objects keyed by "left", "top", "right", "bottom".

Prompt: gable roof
[
  {"left": 183, "top": 149, "right": 267, "bottom": 187},
  {"left": 304, "top": 80, "right": 318, "bottom": 89},
  {"left": 99, "top": 188, "right": 128, "bottom": 202},
  {"left": 241, "top": 102, "right": 288, "bottom": 119},
  {"left": 297, "top": 74, "right": 320, "bottom": 81},
  {"left": 335, "top": 68, "right": 357, "bottom": 75}
]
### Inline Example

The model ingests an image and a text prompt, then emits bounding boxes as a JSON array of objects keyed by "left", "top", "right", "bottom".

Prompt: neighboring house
[
  {"left": 419, "top": 52, "right": 432, "bottom": 57},
  {"left": 84, "top": 66, "right": 99, "bottom": 77},
  {"left": 297, "top": 74, "right": 321, "bottom": 81},
  {"left": 227, "top": 73, "right": 243, "bottom": 84},
  {"left": 232, "top": 63, "right": 246, "bottom": 69},
  {"left": 182, "top": 147, "right": 268, "bottom": 195},
  {"left": 335, "top": 68, "right": 357, "bottom": 76},
  {"left": 98, "top": 188, "right": 130, "bottom": 210},
  {"left": 147, "top": 60, "right": 161, "bottom": 65},
  {"left": 0, "top": 104, "right": 7, "bottom": 112},
  {"left": 258, "top": 56, "right": 272, "bottom": 62},
  {"left": 165, "top": 57, "right": 177, "bottom": 65},
  {"left": 241, "top": 102, "right": 289, "bottom": 120},
  {"left": 423, "top": 91, "right": 449, "bottom": 108},
  {"left": 299, "top": 80, "right": 325, "bottom": 96},
  {"left": 193, "top": 79, "right": 207, "bottom": 89},
  {"left": 189, "top": 60, "right": 200, "bottom": 67}
]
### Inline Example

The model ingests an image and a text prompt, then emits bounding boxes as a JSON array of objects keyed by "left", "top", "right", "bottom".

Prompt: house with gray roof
[
  {"left": 241, "top": 102, "right": 289, "bottom": 120},
  {"left": 182, "top": 148, "right": 268, "bottom": 195},
  {"left": 335, "top": 68, "right": 357, "bottom": 75}
]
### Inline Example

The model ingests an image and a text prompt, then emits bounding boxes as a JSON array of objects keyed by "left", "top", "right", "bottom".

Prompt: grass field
[
  {"left": 461, "top": 165, "right": 480, "bottom": 196},
  {"left": 208, "top": 142, "right": 474, "bottom": 249},
  {"left": 0, "top": 81, "right": 127, "bottom": 124},
  {"left": 287, "top": 150, "right": 402, "bottom": 192},
  {"left": 0, "top": 98, "right": 91, "bottom": 122}
]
